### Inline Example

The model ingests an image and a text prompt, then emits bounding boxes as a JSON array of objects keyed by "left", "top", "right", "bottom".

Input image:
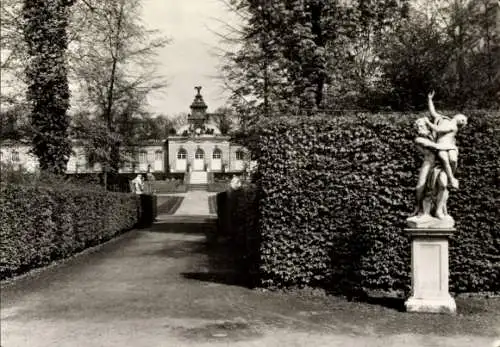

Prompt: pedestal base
[
  {"left": 405, "top": 295, "right": 456, "bottom": 314},
  {"left": 405, "top": 228, "right": 456, "bottom": 315},
  {"left": 406, "top": 214, "right": 454, "bottom": 229}
]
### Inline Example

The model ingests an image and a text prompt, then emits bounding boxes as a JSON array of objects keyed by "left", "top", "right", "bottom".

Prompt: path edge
[{"left": 0, "top": 228, "right": 141, "bottom": 288}]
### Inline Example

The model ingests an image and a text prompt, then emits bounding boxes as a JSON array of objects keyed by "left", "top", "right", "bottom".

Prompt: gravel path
[
  {"left": 174, "top": 191, "right": 216, "bottom": 217},
  {"left": 1, "top": 221, "right": 499, "bottom": 347}
]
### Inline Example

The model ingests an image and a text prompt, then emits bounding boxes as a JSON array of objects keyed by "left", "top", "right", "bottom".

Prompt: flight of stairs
[{"left": 189, "top": 171, "right": 208, "bottom": 191}]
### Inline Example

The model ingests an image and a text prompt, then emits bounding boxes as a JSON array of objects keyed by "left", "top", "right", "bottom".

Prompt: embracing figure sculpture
[{"left": 407, "top": 91, "right": 467, "bottom": 228}]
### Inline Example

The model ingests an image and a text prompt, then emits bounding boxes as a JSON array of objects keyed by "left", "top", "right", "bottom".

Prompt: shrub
[
  {"left": 216, "top": 191, "right": 229, "bottom": 235},
  {"left": 216, "top": 185, "right": 260, "bottom": 286},
  {"left": 209, "top": 173, "right": 242, "bottom": 192},
  {"left": 0, "top": 162, "right": 39, "bottom": 185},
  {"left": 208, "top": 182, "right": 229, "bottom": 193},
  {"left": 213, "top": 172, "right": 234, "bottom": 182},
  {"left": 138, "top": 194, "right": 157, "bottom": 227},
  {"left": 66, "top": 173, "right": 137, "bottom": 192},
  {"left": 0, "top": 183, "right": 140, "bottom": 279},
  {"left": 64, "top": 173, "right": 186, "bottom": 192},
  {"left": 238, "top": 110, "right": 499, "bottom": 294}
]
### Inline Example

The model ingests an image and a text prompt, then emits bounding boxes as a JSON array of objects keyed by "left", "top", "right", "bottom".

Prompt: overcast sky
[{"left": 141, "top": 0, "right": 239, "bottom": 117}]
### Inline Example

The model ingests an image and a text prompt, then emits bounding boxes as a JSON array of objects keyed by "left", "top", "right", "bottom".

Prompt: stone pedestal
[{"left": 405, "top": 228, "right": 456, "bottom": 314}]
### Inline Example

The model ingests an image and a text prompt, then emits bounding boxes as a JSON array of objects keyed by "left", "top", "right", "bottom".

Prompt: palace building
[
  {"left": 166, "top": 86, "right": 247, "bottom": 173},
  {"left": 0, "top": 87, "right": 251, "bottom": 175}
]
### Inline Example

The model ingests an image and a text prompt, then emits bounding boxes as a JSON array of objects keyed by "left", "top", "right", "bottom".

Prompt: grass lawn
[{"left": 156, "top": 196, "right": 184, "bottom": 215}]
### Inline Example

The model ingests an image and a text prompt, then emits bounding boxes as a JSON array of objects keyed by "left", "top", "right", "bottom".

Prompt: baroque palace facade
[{"left": 0, "top": 87, "right": 251, "bottom": 175}]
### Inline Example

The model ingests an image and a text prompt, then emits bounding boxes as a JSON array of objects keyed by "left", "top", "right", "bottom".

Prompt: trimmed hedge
[
  {"left": 208, "top": 173, "right": 238, "bottom": 192},
  {"left": 213, "top": 173, "right": 235, "bottom": 182},
  {"left": 0, "top": 183, "right": 140, "bottom": 279},
  {"left": 66, "top": 173, "right": 134, "bottom": 192},
  {"left": 229, "top": 110, "right": 499, "bottom": 294},
  {"left": 138, "top": 193, "right": 157, "bottom": 227},
  {"left": 216, "top": 186, "right": 260, "bottom": 287}
]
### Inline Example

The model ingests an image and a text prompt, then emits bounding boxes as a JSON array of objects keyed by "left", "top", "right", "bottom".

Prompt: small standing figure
[
  {"left": 146, "top": 165, "right": 156, "bottom": 194},
  {"left": 131, "top": 174, "right": 144, "bottom": 195},
  {"left": 146, "top": 165, "right": 156, "bottom": 181},
  {"left": 425, "top": 91, "right": 467, "bottom": 189},
  {"left": 146, "top": 164, "right": 155, "bottom": 181}
]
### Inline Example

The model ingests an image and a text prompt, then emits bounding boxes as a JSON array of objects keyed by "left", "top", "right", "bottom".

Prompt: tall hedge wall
[
  {"left": 253, "top": 110, "right": 499, "bottom": 294},
  {"left": 0, "top": 184, "right": 140, "bottom": 279},
  {"left": 216, "top": 187, "right": 260, "bottom": 286}
]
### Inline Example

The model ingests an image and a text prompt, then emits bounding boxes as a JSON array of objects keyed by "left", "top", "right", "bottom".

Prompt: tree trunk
[
  {"left": 310, "top": 1, "right": 325, "bottom": 109},
  {"left": 103, "top": 0, "right": 125, "bottom": 188},
  {"left": 103, "top": 167, "right": 108, "bottom": 190}
]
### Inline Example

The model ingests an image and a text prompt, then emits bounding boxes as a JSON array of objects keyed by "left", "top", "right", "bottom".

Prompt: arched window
[
  {"left": 85, "top": 155, "right": 92, "bottom": 170},
  {"left": 147, "top": 151, "right": 154, "bottom": 162},
  {"left": 11, "top": 150, "right": 20, "bottom": 162},
  {"left": 123, "top": 151, "right": 133, "bottom": 167},
  {"left": 139, "top": 151, "right": 147, "bottom": 164},
  {"left": 177, "top": 148, "right": 187, "bottom": 159},
  {"left": 212, "top": 148, "right": 222, "bottom": 159},
  {"left": 77, "top": 152, "right": 86, "bottom": 165},
  {"left": 235, "top": 150, "right": 244, "bottom": 161},
  {"left": 195, "top": 148, "right": 204, "bottom": 159},
  {"left": 155, "top": 150, "right": 163, "bottom": 161}
]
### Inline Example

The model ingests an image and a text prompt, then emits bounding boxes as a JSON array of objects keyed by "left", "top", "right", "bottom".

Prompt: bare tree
[
  {"left": 211, "top": 106, "right": 239, "bottom": 135},
  {"left": 1, "top": 0, "right": 28, "bottom": 107},
  {"left": 67, "top": 0, "right": 170, "bottom": 183}
]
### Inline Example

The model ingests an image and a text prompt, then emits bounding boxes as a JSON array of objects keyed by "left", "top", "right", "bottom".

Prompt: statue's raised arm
[{"left": 427, "top": 91, "right": 444, "bottom": 122}]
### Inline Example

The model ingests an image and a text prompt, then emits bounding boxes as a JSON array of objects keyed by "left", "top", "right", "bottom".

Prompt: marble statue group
[{"left": 407, "top": 91, "right": 468, "bottom": 229}]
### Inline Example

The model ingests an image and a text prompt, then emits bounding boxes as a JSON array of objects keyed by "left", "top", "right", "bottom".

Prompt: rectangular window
[
  {"left": 147, "top": 151, "right": 154, "bottom": 162},
  {"left": 139, "top": 152, "right": 147, "bottom": 163},
  {"left": 155, "top": 151, "right": 162, "bottom": 161},
  {"left": 12, "top": 151, "right": 20, "bottom": 162}
]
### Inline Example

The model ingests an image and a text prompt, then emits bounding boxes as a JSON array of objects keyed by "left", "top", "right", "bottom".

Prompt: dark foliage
[
  {"left": 64, "top": 172, "right": 186, "bottom": 192},
  {"left": 0, "top": 183, "right": 140, "bottom": 279},
  {"left": 137, "top": 194, "right": 157, "bottom": 228},
  {"left": 216, "top": 187, "right": 260, "bottom": 287},
  {"left": 23, "top": 0, "right": 74, "bottom": 174},
  {"left": 222, "top": 110, "right": 499, "bottom": 294}
]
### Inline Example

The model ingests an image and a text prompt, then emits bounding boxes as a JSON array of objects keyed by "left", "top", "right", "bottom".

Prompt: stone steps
[
  {"left": 190, "top": 171, "right": 208, "bottom": 184},
  {"left": 189, "top": 171, "right": 208, "bottom": 191},
  {"left": 189, "top": 184, "right": 208, "bottom": 191}
]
